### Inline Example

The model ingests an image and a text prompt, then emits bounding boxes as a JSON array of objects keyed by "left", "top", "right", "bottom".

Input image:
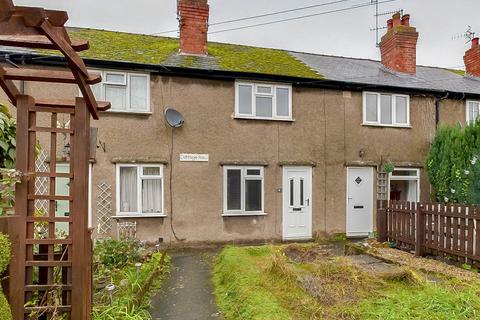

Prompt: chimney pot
[
  {"left": 387, "top": 19, "right": 393, "bottom": 31},
  {"left": 379, "top": 12, "right": 418, "bottom": 74},
  {"left": 392, "top": 12, "right": 401, "bottom": 27},
  {"left": 178, "top": 0, "right": 209, "bottom": 55},
  {"left": 472, "top": 37, "right": 479, "bottom": 48}
]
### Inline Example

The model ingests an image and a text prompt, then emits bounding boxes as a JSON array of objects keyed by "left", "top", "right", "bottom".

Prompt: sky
[{"left": 15, "top": 0, "right": 480, "bottom": 69}]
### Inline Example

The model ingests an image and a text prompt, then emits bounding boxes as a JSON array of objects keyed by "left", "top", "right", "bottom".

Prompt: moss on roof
[
  {"left": 61, "top": 28, "right": 323, "bottom": 79},
  {"left": 447, "top": 68, "right": 466, "bottom": 76}
]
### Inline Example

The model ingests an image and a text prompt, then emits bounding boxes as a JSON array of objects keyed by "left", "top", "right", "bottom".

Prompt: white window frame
[
  {"left": 362, "top": 91, "right": 410, "bottom": 127},
  {"left": 223, "top": 166, "right": 265, "bottom": 216},
  {"left": 466, "top": 100, "right": 480, "bottom": 125},
  {"left": 388, "top": 168, "right": 420, "bottom": 202},
  {"left": 235, "top": 81, "right": 292, "bottom": 121},
  {"left": 115, "top": 164, "right": 165, "bottom": 217},
  {"left": 83, "top": 69, "right": 151, "bottom": 113}
]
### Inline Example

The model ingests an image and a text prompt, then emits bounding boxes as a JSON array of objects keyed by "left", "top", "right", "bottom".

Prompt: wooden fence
[{"left": 377, "top": 200, "right": 480, "bottom": 266}]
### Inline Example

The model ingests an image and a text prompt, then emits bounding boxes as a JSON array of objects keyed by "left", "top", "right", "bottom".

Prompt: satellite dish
[{"left": 164, "top": 108, "right": 184, "bottom": 128}]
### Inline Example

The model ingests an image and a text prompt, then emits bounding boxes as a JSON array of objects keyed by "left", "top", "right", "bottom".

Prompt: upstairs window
[
  {"left": 467, "top": 100, "right": 480, "bottom": 125},
  {"left": 235, "top": 82, "right": 292, "bottom": 120},
  {"left": 363, "top": 92, "right": 410, "bottom": 127},
  {"left": 223, "top": 166, "right": 264, "bottom": 215},
  {"left": 89, "top": 70, "right": 150, "bottom": 113}
]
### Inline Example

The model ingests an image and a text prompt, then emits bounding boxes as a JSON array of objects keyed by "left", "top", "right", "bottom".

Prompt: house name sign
[{"left": 179, "top": 153, "right": 209, "bottom": 162}]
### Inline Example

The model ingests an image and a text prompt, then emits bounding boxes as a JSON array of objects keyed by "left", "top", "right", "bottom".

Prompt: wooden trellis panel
[{"left": 10, "top": 96, "right": 92, "bottom": 319}]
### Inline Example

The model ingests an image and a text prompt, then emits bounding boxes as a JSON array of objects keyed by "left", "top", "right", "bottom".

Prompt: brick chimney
[
  {"left": 178, "top": 0, "right": 209, "bottom": 55},
  {"left": 464, "top": 37, "right": 480, "bottom": 77},
  {"left": 379, "top": 13, "right": 419, "bottom": 74}
]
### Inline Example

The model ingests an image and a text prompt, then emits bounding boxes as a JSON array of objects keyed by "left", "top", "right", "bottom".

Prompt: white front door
[
  {"left": 283, "top": 166, "right": 312, "bottom": 240},
  {"left": 346, "top": 167, "right": 374, "bottom": 237}
]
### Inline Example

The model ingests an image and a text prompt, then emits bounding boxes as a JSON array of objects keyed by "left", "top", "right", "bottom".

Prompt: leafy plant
[
  {"left": 94, "top": 238, "right": 143, "bottom": 269},
  {"left": 383, "top": 161, "right": 395, "bottom": 173},
  {"left": 0, "top": 233, "right": 12, "bottom": 319},
  {"left": 0, "top": 104, "right": 16, "bottom": 169},
  {"left": 426, "top": 120, "right": 480, "bottom": 204}
]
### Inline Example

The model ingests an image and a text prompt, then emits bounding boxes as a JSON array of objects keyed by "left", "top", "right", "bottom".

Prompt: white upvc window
[
  {"left": 88, "top": 70, "right": 150, "bottom": 113},
  {"left": 388, "top": 168, "right": 420, "bottom": 202},
  {"left": 235, "top": 81, "right": 292, "bottom": 120},
  {"left": 363, "top": 92, "right": 410, "bottom": 127},
  {"left": 223, "top": 166, "right": 265, "bottom": 215},
  {"left": 466, "top": 100, "right": 480, "bottom": 125},
  {"left": 116, "top": 164, "right": 164, "bottom": 216}
]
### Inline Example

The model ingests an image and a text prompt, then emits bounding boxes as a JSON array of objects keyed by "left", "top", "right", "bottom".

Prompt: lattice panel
[
  {"left": 377, "top": 171, "right": 388, "bottom": 200},
  {"left": 117, "top": 221, "right": 137, "bottom": 240},
  {"left": 34, "top": 150, "right": 49, "bottom": 236},
  {"left": 96, "top": 182, "right": 112, "bottom": 235}
]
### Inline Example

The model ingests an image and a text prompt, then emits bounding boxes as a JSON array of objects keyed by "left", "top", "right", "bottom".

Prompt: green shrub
[
  {"left": 0, "top": 233, "right": 12, "bottom": 319},
  {"left": 426, "top": 120, "right": 480, "bottom": 204},
  {"left": 94, "top": 238, "right": 142, "bottom": 269}
]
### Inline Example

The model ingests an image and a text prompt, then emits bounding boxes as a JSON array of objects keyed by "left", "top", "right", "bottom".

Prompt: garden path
[{"left": 150, "top": 249, "right": 221, "bottom": 320}]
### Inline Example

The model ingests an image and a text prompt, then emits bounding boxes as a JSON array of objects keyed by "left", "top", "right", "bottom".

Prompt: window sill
[
  {"left": 234, "top": 116, "right": 295, "bottom": 122},
  {"left": 222, "top": 212, "right": 268, "bottom": 217},
  {"left": 112, "top": 214, "right": 167, "bottom": 219},
  {"left": 362, "top": 123, "right": 412, "bottom": 129},
  {"left": 102, "top": 110, "right": 152, "bottom": 115}
]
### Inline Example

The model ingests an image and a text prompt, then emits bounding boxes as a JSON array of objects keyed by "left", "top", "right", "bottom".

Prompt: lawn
[{"left": 213, "top": 243, "right": 480, "bottom": 320}]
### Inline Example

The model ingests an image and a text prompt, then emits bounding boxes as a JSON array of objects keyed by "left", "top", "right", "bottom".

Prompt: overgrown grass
[
  {"left": 214, "top": 245, "right": 480, "bottom": 320},
  {"left": 92, "top": 239, "right": 170, "bottom": 320}
]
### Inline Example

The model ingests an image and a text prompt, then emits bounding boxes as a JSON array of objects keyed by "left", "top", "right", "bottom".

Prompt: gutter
[{"left": 4, "top": 51, "right": 480, "bottom": 100}]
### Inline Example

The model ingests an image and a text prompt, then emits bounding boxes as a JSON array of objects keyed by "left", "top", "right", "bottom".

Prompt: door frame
[
  {"left": 282, "top": 166, "right": 313, "bottom": 240},
  {"left": 345, "top": 166, "right": 374, "bottom": 237}
]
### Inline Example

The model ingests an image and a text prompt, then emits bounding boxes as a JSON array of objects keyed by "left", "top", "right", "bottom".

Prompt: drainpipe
[{"left": 434, "top": 92, "right": 449, "bottom": 128}]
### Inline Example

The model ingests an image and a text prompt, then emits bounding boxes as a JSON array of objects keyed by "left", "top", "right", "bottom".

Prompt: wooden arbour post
[{"left": 0, "top": 1, "right": 111, "bottom": 318}]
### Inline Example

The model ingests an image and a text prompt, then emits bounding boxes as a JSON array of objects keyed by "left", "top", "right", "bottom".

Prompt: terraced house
[{"left": 2, "top": 0, "right": 480, "bottom": 243}]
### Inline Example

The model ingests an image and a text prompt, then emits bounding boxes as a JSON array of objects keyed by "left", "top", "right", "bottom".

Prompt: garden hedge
[{"left": 0, "top": 232, "right": 11, "bottom": 319}]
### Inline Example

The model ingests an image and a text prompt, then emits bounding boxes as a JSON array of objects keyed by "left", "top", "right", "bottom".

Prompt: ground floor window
[
  {"left": 223, "top": 166, "right": 264, "bottom": 214},
  {"left": 116, "top": 164, "right": 164, "bottom": 215},
  {"left": 389, "top": 168, "right": 420, "bottom": 202}
]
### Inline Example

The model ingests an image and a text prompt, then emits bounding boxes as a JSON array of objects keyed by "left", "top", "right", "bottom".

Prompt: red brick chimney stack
[
  {"left": 464, "top": 37, "right": 480, "bottom": 77},
  {"left": 178, "top": 0, "right": 209, "bottom": 55},
  {"left": 379, "top": 13, "right": 419, "bottom": 74}
]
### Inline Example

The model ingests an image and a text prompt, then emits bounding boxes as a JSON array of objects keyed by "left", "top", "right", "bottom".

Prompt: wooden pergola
[{"left": 0, "top": 1, "right": 110, "bottom": 319}]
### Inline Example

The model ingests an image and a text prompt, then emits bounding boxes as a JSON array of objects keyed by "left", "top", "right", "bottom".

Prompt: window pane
[
  {"left": 106, "top": 85, "right": 127, "bottom": 110},
  {"left": 380, "top": 94, "right": 392, "bottom": 124},
  {"left": 289, "top": 179, "right": 294, "bottom": 206},
  {"left": 469, "top": 102, "right": 479, "bottom": 124},
  {"left": 238, "top": 85, "right": 253, "bottom": 115},
  {"left": 395, "top": 96, "right": 408, "bottom": 124},
  {"left": 142, "top": 178, "right": 162, "bottom": 213},
  {"left": 365, "top": 93, "right": 378, "bottom": 122},
  {"left": 143, "top": 166, "right": 160, "bottom": 176},
  {"left": 91, "top": 82, "right": 102, "bottom": 100},
  {"left": 246, "top": 169, "right": 261, "bottom": 176},
  {"left": 276, "top": 88, "right": 290, "bottom": 117},
  {"left": 390, "top": 179, "right": 418, "bottom": 202},
  {"left": 130, "top": 75, "right": 148, "bottom": 110},
  {"left": 300, "top": 179, "right": 304, "bottom": 206},
  {"left": 256, "top": 96, "right": 273, "bottom": 118},
  {"left": 245, "top": 179, "right": 262, "bottom": 211},
  {"left": 120, "top": 167, "right": 137, "bottom": 212},
  {"left": 257, "top": 86, "right": 272, "bottom": 94},
  {"left": 227, "top": 169, "right": 241, "bottom": 210},
  {"left": 106, "top": 73, "right": 125, "bottom": 84}
]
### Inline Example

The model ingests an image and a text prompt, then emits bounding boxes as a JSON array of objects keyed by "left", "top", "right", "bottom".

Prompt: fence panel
[{"left": 378, "top": 200, "right": 480, "bottom": 266}]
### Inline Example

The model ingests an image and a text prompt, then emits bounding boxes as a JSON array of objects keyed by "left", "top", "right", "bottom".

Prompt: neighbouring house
[{"left": 1, "top": 1, "right": 480, "bottom": 243}]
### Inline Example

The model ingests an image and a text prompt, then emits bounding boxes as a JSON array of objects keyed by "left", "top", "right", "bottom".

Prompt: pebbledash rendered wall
[{"left": 3, "top": 68, "right": 468, "bottom": 243}]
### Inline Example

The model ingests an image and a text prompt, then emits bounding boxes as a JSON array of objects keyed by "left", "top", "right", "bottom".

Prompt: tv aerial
[
  {"left": 370, "top": 0, "right": 404, "bottom": 47},
  {"left": 452, "top": 26, "right": 476, "bottom": 44},
  {"left": 164, "top": 107, "right": 185, "bottom": 128}
]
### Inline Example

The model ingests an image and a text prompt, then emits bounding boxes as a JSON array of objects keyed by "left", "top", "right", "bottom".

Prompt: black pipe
[{"left": 434, "top": 92, "right": 450, "bottom": 128}]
